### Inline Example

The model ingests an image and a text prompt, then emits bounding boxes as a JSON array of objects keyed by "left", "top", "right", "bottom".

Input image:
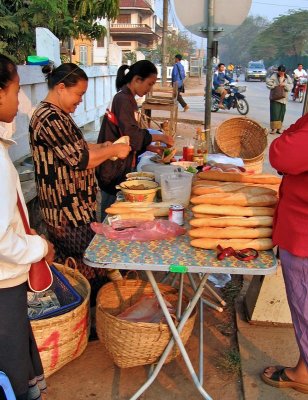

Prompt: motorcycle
[
  {"left": 293, "top": 77, "right": 307, "bottom": 103},
  {"left": 211, "top": 83, "right": 249, "bottom": 115}
]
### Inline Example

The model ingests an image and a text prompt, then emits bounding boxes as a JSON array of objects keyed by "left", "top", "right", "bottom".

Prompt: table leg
[
  {"left": 129, "top": 271, "right": 213, "bottom": 400},
  {"left": 188, "top": 273, "right": 224, "bottom": 313}
]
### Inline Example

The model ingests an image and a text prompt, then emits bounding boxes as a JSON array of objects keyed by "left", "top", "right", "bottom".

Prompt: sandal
[
  {"left": 261, "top": 366, "right": 308, "bottom": 394},
  {"left": 270, "top": 130, "right": 276, "bottom": 134}
]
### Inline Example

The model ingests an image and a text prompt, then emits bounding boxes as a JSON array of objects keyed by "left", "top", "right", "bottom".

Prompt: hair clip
[{"left": 124, "top": 68, "right": 130, "bottom": 75}]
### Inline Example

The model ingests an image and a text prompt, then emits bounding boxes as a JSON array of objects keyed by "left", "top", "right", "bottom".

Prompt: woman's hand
[
  {"left": 44, "top": 239, "right": 55, "bottom": 265},
  {"left": 112, "top": 143, "right": 131, "bottom": 159},
  {"left": 159, "top": 134, "right": 174, "bottom": 147}
]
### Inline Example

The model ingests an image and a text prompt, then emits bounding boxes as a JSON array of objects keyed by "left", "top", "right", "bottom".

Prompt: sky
[{"left": 155, "top": 0, "right": 308, "bottom": 46}]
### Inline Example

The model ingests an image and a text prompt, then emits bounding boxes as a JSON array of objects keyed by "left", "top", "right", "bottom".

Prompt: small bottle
[
  {"left": 193, "top": 128, "right": 206, "bottom": 166},
  {"left": 201, "top": 130, "right": 208, "bottom": 164}
]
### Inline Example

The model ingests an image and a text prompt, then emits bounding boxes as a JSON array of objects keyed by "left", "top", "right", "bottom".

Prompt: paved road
[{"left": 185, "top": 75, "right": 303, "bottom": 130}]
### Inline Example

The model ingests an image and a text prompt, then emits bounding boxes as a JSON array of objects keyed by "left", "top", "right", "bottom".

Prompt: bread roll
[
  {"left": 190, "top": 238, "right": 274, "bottom": 250},
  {"left": 190, "top": 216, "right": 273, "bottom": 228},
  {"left": 192, "top": 204, "right": 275, "bottom": 216},
  {"left": 197, "top": 171, "right": 281, "bottom": 185},
  {"left": 189, "top": 226, "right": 272, "bottom": 239},
  {"left": 190, "top": 192, "right": 277, "bottom": 207}
]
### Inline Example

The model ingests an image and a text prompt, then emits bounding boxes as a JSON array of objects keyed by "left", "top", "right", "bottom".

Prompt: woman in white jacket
[{"left": 0, "top": 55, "right": 55, "bottom": 400}]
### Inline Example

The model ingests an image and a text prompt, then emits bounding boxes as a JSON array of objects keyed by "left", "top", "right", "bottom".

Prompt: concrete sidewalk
[{"left": 236, "top": 280, "right": 305, "bottom": 400}]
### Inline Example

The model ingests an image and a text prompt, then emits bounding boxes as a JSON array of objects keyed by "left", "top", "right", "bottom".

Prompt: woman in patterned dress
[{"left": 29, "top": 63, "right": 130, "bottom": 305}]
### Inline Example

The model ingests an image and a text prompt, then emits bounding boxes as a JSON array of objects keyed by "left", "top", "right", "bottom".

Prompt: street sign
[{"left": 173, "top": 0, "right": 252, "bottom": 38}]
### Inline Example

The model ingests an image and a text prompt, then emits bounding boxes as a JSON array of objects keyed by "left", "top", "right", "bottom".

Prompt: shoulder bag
[
  {"left": 96, "top": 109, "right": 135, "bottom": 195},
  {"left": 269, "top": 85, "right": 285, "bottom": 101},
  {"left": 17, "top": 192, "right": 53, "bottom": 292},
  {"left": 176, "top": 64, "right": 185, "bottom": 93}
]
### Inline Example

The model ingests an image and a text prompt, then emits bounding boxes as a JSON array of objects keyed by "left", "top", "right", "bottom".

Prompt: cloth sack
[
  {"left": 270, "top": 85, "right": 285, "bottom": 101},
  {"left": 96, "top": 110, "right": 135, "bottom": 195},
  {"left": 179, "top": 84, "right": 185, "bottom": 93}
]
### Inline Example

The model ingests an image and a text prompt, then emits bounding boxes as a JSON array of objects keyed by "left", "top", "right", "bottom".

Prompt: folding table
[{"left": 84, "top": 232, "right": 277, "bottom": 400}]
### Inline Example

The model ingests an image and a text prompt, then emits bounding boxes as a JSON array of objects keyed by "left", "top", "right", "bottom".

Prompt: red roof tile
[{"left": 120, "top": 0, "right": 152, "bottom": 9}]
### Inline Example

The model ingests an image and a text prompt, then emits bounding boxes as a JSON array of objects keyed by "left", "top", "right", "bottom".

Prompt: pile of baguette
[
  {"left": 105, "top": 201, "right": 174, "bottom": 221},
  {"left": 189, "top": 170, "right": 281, "bottom": 251}
]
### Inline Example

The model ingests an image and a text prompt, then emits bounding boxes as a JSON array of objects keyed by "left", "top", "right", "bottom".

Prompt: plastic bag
[
  {"left": 91, "top": 219, "right": 186, "bottom": 241},
  {"left": 117, "top": 294, "right": 175, "bottom": 323}
]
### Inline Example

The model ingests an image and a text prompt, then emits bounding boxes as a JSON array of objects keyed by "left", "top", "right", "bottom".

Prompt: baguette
[
  {"left": 192, "top": 182, "right": 277, "bottom": 196},
  {"left": 192, "top": 204, "right": 275, "bottom": 216},
  {"left": 189, "top": 215, "right": 273, "bottom": 228},
  {"left": 190, "top": 238, "right": 274, "bottom": 250},
  {"left": 189, "top": 226, "right": 272, "bottom": 239},
  {"left": 197, "top": 171, "right": 281, "bottom": 185},
  {"left": 105, "top": 206, "right": 154, "bottom": 214},
  {"left": 190, "top": 192, "right": 277, "bottom": 207},
  {"left": 192, "top": 179, "right": 280, "bottom": 194},
  {"left": 109, "top": 212, "right": 155, "bottom": 221}
]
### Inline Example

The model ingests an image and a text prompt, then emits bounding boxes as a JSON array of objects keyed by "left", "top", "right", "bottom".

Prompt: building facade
[{"left": 110, "top": 0, "right": 160, "bottom": 57}]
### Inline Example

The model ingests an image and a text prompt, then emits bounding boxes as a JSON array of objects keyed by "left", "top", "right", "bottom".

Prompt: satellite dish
[{"left": 173, "top": 0, "right": 252, "bottom": 38}]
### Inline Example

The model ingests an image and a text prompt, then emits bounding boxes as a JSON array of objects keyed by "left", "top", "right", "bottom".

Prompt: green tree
[
  {"left": 250, "top": 10, "right": 308, "bottom": 66},
  {"left": 138, "top": 31, "right": 196, "bottom": 64},
  {"left": 0, "top": 0, "right": 119, "bottom": 63},
  {"left": 219, "top": 16, "right": 269, "bottom": 66}
]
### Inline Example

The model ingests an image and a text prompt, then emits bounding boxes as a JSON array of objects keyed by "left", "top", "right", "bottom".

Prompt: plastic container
[
  {"left": 28, "top": 265, "right": 82, "bottom": 320},
  {"left": 26, "top": 56, "right": 49, "bottom": 66},
  {"left": 160, "top": 172, "right": 193, "bottom": 207},
  {"left": 141, "top": 163, "right": 184, "bottom": 185}
]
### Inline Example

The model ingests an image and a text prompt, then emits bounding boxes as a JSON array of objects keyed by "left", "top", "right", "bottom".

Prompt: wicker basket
[
  {"left": 31, "top": 258, "right": 91, "bottom": 377},
  {"left": 215, "top": 117, "right": 267, "bottom": 159},
  {"left": 243, "top": 152, "right": 265, "bottom": 174},
  {"left": 96, "top": 278, "right": 196, "bottom": 368}
]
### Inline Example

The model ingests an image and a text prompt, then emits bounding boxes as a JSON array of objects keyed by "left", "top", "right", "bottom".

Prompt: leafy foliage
[
  {"left": 139, "top": 31, "right": 196, "bottom": 64},
  {"left": 250, "top": 10, "right": 308, "bottom": 65},
  {"left": 0, "top": 0, "right": 118, "bottom": 63},
  {"left": 218, "top": 16, "right": 269, "bottom": 67}
]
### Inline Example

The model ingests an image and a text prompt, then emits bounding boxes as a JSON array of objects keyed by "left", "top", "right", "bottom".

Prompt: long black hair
[
  {"left": 42, "top": 63, "right": 88, "bottom": 89},
  {"left": 116, "top": 60, "right": 157, "bottom": 91},
  {"left": 0, "top": 54, "right": 17, "bottom": 89}
]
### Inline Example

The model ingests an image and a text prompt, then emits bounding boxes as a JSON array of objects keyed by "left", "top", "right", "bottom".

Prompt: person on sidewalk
[
  {"left": 262, "top": 113, "right": 308, "bottom": 394},
  {"left": 213, "top": 63, "right": 233, "bottom": 109},
  {"left": 266, "top": 64, "right": 292, "bottom": 134},
  {"left": 0, "top": 54, "right": 55, "bottom": 400},
  {"left": 171, "top": 54, "right": 189, "bottom": 112}
]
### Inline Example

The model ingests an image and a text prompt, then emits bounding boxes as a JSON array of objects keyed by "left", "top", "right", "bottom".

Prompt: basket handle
[
  {"left": 64, "top": 257, "right": 78, "bottom": 279},
  {"left": 123, "top": 270, "right": 140, "bottom": 285}
]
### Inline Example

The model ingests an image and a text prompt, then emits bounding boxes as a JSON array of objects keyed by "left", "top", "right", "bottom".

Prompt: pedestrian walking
[
  {"left": 171, "top": 54, "right": 189, "bottom": 112},
  {"left": 266, "top": 64, "right": 292, "bottom": 134}
]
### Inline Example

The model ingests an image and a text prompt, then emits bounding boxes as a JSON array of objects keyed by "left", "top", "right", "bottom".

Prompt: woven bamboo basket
[
  {"left": 215, "top": 117, "right": 267, "bottom": 159},
  {"left": 31, "top": 258, "right": 91, "bottom": 378},
  {"left": 96, "top": 278, "right": 196, "bottom": 368},
  {"left": 243, "top": 152, "right": 265, "bottom": 174}
]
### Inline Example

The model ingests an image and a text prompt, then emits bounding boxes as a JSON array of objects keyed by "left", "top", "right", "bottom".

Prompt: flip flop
[{"left": 261, "top": 366, "right": 308, "bottom": 394}]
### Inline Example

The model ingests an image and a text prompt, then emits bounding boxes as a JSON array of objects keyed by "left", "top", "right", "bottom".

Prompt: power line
[{"left": 253, "top": 1, "right": 308, "bottom": 7}]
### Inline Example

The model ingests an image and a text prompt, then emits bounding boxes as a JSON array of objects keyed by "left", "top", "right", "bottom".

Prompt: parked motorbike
[
  {"left": 293, "top": 77, "right": 307, "bottom": 103},
  {"left": 211, "top": 83, "right": 249, "bottom": 115}
]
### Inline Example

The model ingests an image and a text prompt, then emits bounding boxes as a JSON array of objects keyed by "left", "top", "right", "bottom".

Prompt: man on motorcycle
[
  {"left": 213, "top": 63, "right": 234, "bottom": 109},
  {"left": 292, "top": 63, "right": 307, "bottom": 95}
]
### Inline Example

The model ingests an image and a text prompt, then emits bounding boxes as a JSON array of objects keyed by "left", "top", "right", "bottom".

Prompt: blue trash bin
[{"left": 0, "top": 372, "right": 16, "bottom": 400}]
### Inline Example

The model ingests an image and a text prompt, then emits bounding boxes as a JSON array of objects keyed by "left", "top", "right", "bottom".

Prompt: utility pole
[
  {"left": 204, "top": 0, "right": 214, "bottom": 152},
  {"left": 161, "top": 0, "right": 168, "bottom": 86}
]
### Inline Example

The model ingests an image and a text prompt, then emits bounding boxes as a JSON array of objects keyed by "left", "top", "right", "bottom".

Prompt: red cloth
[{"left": 269, "top": 113, "right": 308, "bottom": 257}]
